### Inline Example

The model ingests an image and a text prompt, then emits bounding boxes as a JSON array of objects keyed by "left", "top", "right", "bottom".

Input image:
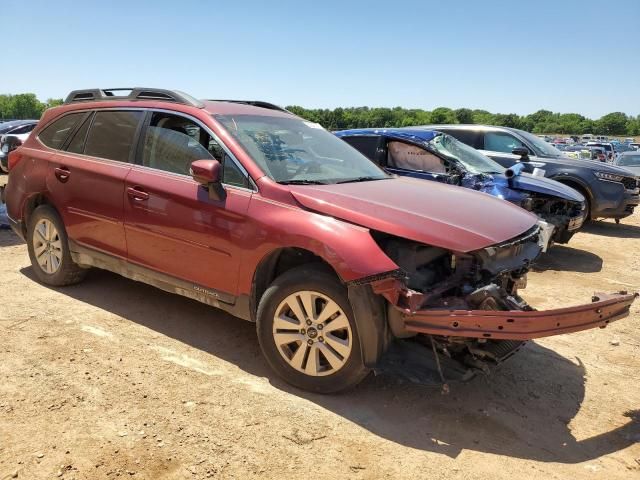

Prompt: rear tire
[
  {"left": 256, "top": 266, "right": 369, "bottom": 393},
  {"left": 27, "top": 205, "right": 87, "bottom": 286}
]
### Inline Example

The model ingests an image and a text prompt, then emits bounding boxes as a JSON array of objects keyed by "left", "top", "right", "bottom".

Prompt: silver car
[{"left": 614, "top": 151, "right": 640, "bottom": 176}]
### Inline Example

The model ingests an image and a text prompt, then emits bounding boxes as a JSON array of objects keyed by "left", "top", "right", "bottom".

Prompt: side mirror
[
  {"left": 512, "top": 147, "right": 530, "bottom": 161},
  {"left": 190, "top": 159, "right": 226, "bottom": 201}
]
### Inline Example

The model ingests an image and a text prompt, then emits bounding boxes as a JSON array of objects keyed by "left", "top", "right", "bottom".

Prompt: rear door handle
[
  {"left": 127, "top": 186, "right": 149, "bottom": 201},
  {"left": 54, "top": 166, "right": 70, "bottom": 183}
]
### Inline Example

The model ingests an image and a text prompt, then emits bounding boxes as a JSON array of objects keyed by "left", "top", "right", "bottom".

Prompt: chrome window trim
[
  {"left": 127, "top": 161, "right": 256, "bottom": 194},
  {"left": 36, "top": 106, "right": 257, "bottom": 193}
]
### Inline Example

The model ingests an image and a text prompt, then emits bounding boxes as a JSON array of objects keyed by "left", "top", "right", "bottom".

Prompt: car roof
[
  {"left": 413, "top": 124, "right": 528, "bottom": 135},
  {"left": 0, "top": 119, "right": 37, "bottom": 125},
  {"left": 0, "top": 119, "right": 38, "bottom": 130},
  {"left": 48, "top": 98, "right": 295, "bottom": 121},
  {"left": 201, "top": 100, "right": 294, "bottom": 118},
  {"left": 335, "top": 127, "right": 439, "bottom": 143}
]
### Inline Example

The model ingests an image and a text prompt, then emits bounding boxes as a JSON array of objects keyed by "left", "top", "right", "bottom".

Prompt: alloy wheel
[
  {"left": 272, "top": 290, "right": 353, "bottom": 377},
  {"left": 32, "top": 219, "right": 63, "bottom": 274}
]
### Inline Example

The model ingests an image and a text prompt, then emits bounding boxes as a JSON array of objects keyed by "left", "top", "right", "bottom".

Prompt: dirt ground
[{"left": 1, "top": 181, "right": 639, "bottom": 479}]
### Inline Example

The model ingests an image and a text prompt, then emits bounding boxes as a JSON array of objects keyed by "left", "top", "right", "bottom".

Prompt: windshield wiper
[
  {"left": 335, "top": 176, "right": 388, "bottom": 184},
  {"left": 278, "top": 179, "right": 328, "bottom": 185}
]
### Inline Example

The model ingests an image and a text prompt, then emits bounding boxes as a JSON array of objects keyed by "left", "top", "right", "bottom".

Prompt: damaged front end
[
  {"left": 367, "top": 226, "right": 637, "bottom": 376},
  {"left": 521, "top": 194, "right": 585, "bottom": 244},
  {"left": 461, "top": 172, "right": 585, "bottom": 245}
]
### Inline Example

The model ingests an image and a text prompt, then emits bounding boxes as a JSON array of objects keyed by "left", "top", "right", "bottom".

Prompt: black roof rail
[
  {"left": 208, "top": 100, "right": 290, "bottom": 113},
  {"left": 64, "top": 88, "right": 204, "bottom": 108}
]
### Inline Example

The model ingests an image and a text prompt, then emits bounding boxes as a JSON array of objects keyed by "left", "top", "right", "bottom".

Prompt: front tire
[
  {"left": 256, "top": 266, "right": 369, "bottom": 393},
  {"left": 27, "top": 205, "right": 87, "bottom": 286}
]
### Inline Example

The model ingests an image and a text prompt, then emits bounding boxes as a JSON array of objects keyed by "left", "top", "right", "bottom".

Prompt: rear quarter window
[{"left": 38, "top": 113, "right": 85, "bottom": 150}]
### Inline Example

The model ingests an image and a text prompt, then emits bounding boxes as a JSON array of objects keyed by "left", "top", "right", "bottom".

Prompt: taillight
[{"left": 7, "top": 147, "right": 24, "bottom": 171}]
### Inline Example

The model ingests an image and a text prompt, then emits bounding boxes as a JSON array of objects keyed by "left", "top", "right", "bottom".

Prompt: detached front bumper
[{"left": 400, "top": 292, "right": 637, "bottom": 340}]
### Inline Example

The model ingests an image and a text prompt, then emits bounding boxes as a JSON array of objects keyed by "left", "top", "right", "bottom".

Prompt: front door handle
[
  {"left": 127, "top": 186, "right": 149, "bottom": 201},
  {"left": 54, "top": 166, "right": 70, "bottom": 183}
]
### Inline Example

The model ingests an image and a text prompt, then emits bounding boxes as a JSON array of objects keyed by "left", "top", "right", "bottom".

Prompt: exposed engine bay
[
  {"left": 520, "top": 193, "right": 585, "bottom": 243},
  {"left": 370, "top": 226, "right": 542, "bottom": 374},
  {"left": 460, "top": 173, "right": 585, "bottom": 244},
  {"left": 367, "top": 226, "right": 635, "bottom": 381}
]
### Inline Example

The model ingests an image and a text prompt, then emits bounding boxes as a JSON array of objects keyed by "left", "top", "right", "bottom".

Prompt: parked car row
[
  {"left": 0, "top": 120, "right": 38, "bottom": 172},
  {"left": 335, "top": 128, "right": 584, "bottom": 244},
  {"left": 2, "top": 88, "right": 639, "bottom": 393},
  {"left": 379, "top": 124, "right": 639, "bottom": 224}
]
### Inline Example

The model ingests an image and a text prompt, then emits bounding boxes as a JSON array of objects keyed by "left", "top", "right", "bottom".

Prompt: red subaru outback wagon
[{"left": 5, "top": 88, "right": 635, "bottom": 393}]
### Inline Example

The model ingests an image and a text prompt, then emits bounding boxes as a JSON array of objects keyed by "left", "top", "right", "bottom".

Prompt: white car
[{"left": 0, "top": 120, "right": 38, "bottom": 172}]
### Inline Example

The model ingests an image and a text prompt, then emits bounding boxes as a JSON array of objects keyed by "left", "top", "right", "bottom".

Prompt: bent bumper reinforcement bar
[{"left": 399, "top": 292, "right": 637, "bottom": 340}]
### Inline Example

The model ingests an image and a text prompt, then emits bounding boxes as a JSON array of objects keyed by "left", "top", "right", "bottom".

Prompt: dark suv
[
  {"left": 4, "top": 88, "right": 635, "bottom": 393},
  {"left": 418, "top": 125, "right": 640, "bottom": 222}
]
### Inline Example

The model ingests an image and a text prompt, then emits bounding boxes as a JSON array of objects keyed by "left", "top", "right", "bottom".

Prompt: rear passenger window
[
  {"left": 66, "top": 113, "right": 93, "bottom": 154},
  {"left": 38, "top": 113, "right": 84, "bottom": 150},
  {"left": 84, "top": 111, "right": 143, "bottom": 162}
]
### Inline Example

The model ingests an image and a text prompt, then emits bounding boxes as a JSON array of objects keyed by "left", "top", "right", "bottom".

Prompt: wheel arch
[
  {"left": 252, "top": 252, "right": 389, "bottom": 369},
  {"left": 249, "top": 247, "right": 339, "bottom": 322},
  {"left": 549, "top": 175, "right": 593, "bottom": 202},
  {"left": 21, "top": 193, "right": 57, "bottom": 237}
]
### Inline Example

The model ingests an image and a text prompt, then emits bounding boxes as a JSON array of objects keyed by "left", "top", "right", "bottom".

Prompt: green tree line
[
  {"left": 286, "top": 106, "right": 640, "bottom": 136},
  {"left": 0, "top": 94, "right": 63, "bottom": 121},
  {"left": 2, "top": 93, "right": 638, "bottom": 136}
]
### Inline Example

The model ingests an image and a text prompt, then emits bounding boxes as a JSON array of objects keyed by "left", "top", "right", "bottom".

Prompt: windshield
[
  {"left": 214, "top": 114, "right": 388, "bottom": 184},
  {"left": 427, "top": 133, "right": 505, "bottom": 175},
  {"left": 618, "top": 154, "right": 640, "bottom": 167},
  {"left": 517, "top": 129, "right": 564, "bottom": 157}
]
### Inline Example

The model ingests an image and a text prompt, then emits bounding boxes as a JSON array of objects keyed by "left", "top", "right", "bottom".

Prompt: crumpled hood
[
  {"left": 508, "top": 172, "right": 585, "bottom": 202},
  {"left": 289, "top": 177, "right": 538, "bottom": 253}
]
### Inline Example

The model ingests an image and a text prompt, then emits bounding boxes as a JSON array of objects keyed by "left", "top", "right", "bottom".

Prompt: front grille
[{"left": 622, "top": 176, "right": 639, "bottom": 190}]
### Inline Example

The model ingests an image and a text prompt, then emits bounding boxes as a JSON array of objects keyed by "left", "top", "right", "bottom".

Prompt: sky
[{"left": 2, "top": 0, "right": 638, "bottom": 118}]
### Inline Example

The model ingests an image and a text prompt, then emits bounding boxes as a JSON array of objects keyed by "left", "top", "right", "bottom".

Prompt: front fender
[{"left": 235, "top": 194, "right": 399, "bottom": 295}]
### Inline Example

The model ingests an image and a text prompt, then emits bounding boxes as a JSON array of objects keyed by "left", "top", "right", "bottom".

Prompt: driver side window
[
  {"left": 143, "top": 112, "right": 250, "bottom": 187},
  {"left": 484, "top": 132, "right": 527, "bottom": 154},
  {"left": 143, "top": 113, "right": 215, "bottom": 175},
  {"left": 387, "top": 141, "right": 447, "bottom": 173}
]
